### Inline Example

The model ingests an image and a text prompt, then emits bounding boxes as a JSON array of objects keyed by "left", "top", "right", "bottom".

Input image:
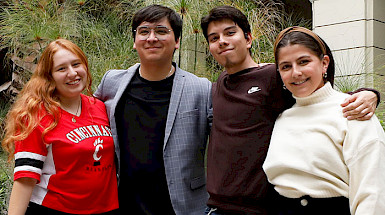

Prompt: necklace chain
[
  {"left": 139, "top": 65, "right": 174, "bottom": 79},
  {"left": 71, "top": 98, "right": 81, "bottom": 123}
]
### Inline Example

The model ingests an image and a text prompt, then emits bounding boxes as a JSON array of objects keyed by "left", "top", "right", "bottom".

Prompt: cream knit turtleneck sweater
[{"left": 263, "top": 82, "right": 385, "bottom": 215}]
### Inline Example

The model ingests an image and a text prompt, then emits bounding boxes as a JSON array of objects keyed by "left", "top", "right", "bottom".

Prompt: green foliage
[
  {"left": 333, "top": 50, "right": 385, "bottom": 131},
  {"left": 0, "top": 99, "right": 10, "bottom": 151},
  {"left": 0, "top": 100, "right": 10, "bottom": 124},
  {"left": 0, "top": 151, "right": 12, "bottom": 215},
  {"left": 1, "top": 1, "right": 80, "bottom": 52},
  {"left": 334, "top": 76, "right": 362, "bottom": 93},
  {"left": 0, "top": 93, "right": 11, "bottom": 215},
  {"left": 0, "top": 0, "right": 313, "bottom": 85},
  {"left": 0, "top": 0, "right": 143, "bottom": 91}
]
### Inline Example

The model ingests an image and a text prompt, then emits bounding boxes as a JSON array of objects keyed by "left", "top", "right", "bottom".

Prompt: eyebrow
[
  {"left": 224, "top": 25, "right": 238, "bottom": 31},
  {"left": 207, "top": 25, "right": 238, "bottom": 38},
  {"left": 53, "top": 59, "right": 81, "bottom": 69},
  {"left": 278, "top": 61, "right": 288, "bottom": 67},
  {"left": 278, "top": 55, "right": 311, "bottom": 66},
  {"left": 137, "top": 25, "right": 168, "bottom": 28}
]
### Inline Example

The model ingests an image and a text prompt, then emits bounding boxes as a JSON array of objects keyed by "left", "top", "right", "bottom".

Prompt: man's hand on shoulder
[{"left": 341, "top": 91, "right": 377, "bottom": 121}]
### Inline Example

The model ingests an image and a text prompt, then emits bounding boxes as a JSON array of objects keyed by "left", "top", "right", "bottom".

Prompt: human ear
[
  {"left": 175, "top": 38, "right": 180, "bottom": 49},
  {"left": 322, "top": 55, "right": 330, "bottom": 74},
  {"left": 246, "top": 32, "right": 252, "bottom": 49}
]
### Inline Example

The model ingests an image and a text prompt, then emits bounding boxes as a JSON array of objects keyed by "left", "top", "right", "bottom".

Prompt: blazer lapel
[
  {"left": 110, "top": 63, "right": 139, "bottom": 122},
  {"left": 164, "top": 66, "right": 185, "bottom": 150}
]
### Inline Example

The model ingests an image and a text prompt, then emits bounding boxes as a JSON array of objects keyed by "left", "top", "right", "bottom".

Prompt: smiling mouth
[
  {"left": 219, "top": 49, "right": 233, "bottom": 54},
  {"left": 292, "top": 78, "right": 309, "bottom": 85},
  {"left": 67, "top": 79, "right": 80, "bottom": 85}
]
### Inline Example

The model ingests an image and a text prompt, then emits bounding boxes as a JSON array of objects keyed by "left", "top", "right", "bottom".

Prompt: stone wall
[{"left": 310, "top": 0, "right": 385, "bottom": 112}]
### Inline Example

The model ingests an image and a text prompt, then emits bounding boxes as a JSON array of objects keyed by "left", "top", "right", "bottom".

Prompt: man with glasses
[{"left": 95, "top": 4, "right": 212, "bottom": 215}]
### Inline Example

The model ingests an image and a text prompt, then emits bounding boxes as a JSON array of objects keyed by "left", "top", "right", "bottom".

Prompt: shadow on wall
[{"left": 0, "top": 48, "right": 13, "bottom": 104}]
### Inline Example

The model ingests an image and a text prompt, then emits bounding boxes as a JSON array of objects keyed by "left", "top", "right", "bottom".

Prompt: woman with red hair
[{"left": 2, "top": 39, "right": 119, "bottom": 214}]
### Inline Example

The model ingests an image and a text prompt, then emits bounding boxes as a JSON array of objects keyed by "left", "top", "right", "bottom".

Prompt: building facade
[{"left": 310, "top": 0, "right": 385, "bottom": 111}]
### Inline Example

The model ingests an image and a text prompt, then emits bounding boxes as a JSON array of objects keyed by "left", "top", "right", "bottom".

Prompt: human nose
[
  {"left": 291, "top": 64, "right": 302, "bottom": 78},
  {"left": 218, "top": 36, "right": 229, "bottom": 47},
  {"left": 146, "top": 29, "right": 158, "bottom": 41},
  {"left": 67, "top": 66, "right": 78, "bottom": 76}
]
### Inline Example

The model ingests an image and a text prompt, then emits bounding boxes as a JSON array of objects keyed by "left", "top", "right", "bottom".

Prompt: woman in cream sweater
[{"left": 263, "top": 26, "right": 385, "bottom": 215}]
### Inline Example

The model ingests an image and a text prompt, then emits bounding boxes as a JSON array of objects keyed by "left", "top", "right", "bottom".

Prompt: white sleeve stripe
[
  {"left": 15, "top": 152, "right": 46, "bottom": 161},
  {"left": 14, "top": 166, "right": 42, "bottom": 175}
]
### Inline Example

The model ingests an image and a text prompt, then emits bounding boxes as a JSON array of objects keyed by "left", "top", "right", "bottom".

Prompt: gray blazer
[{"left": 94, "top": 63, "right": 212, "bottom": 214}]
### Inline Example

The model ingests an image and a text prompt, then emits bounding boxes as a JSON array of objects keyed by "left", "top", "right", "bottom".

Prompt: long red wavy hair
[{"left": 1, "top": 39, "right": 93, "bottom": 161}]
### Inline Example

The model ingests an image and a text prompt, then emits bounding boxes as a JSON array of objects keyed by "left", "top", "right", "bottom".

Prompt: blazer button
[{"left": 300, "top": 199, "right": 308, "bottom": 206}]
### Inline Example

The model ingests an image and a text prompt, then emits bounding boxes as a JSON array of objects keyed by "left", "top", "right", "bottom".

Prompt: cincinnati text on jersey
[{"left": 66, "top": 125, "right": 112, "bottom": 143}]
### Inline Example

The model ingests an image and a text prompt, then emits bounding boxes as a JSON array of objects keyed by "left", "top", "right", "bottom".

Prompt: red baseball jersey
[{"left": 14, "top": 94, "right": 119, "bottom": 214}]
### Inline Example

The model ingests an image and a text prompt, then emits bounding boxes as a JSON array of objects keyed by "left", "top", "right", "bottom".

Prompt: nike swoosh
[{"left": 248, "top": 87, "right": 261, "bottom": 94}]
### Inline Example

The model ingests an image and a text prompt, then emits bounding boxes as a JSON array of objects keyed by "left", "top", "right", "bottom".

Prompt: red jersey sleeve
[{"left": 14, "top": 123, "right": 49, "bottom": 183}]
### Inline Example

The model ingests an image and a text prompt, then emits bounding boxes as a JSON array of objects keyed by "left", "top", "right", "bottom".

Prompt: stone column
[{"left": 309, "top": 0, "right": 385, "bottom": 98}]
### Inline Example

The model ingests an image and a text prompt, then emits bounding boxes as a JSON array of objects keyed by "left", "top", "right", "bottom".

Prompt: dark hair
[
  {"left": 274, "top": 26, "right": 335, "bottom": 86},
  {"left": 201, "top": 5, "right": 251, "bottom": 42},
  {"left": 132, "top": 4, "right": 182, "bottom": 42}
]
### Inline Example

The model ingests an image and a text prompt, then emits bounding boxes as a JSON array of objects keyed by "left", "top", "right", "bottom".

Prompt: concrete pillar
[{"left": 309, "top": 0, "right": 385, "bottom": 98}]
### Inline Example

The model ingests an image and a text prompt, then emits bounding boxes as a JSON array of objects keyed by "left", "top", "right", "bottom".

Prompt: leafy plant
[
  {"left": 0, "top": 151, "right": 12, "bottom": 215},
  {"left": 332, "top": 50, "right": 385, "bottom": 130},
  {"left": 0, "top": 0, "right": 142, "bottom": 92},
  {"left": 334, "top": 76, "right": 362, "bottom": 93}
]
